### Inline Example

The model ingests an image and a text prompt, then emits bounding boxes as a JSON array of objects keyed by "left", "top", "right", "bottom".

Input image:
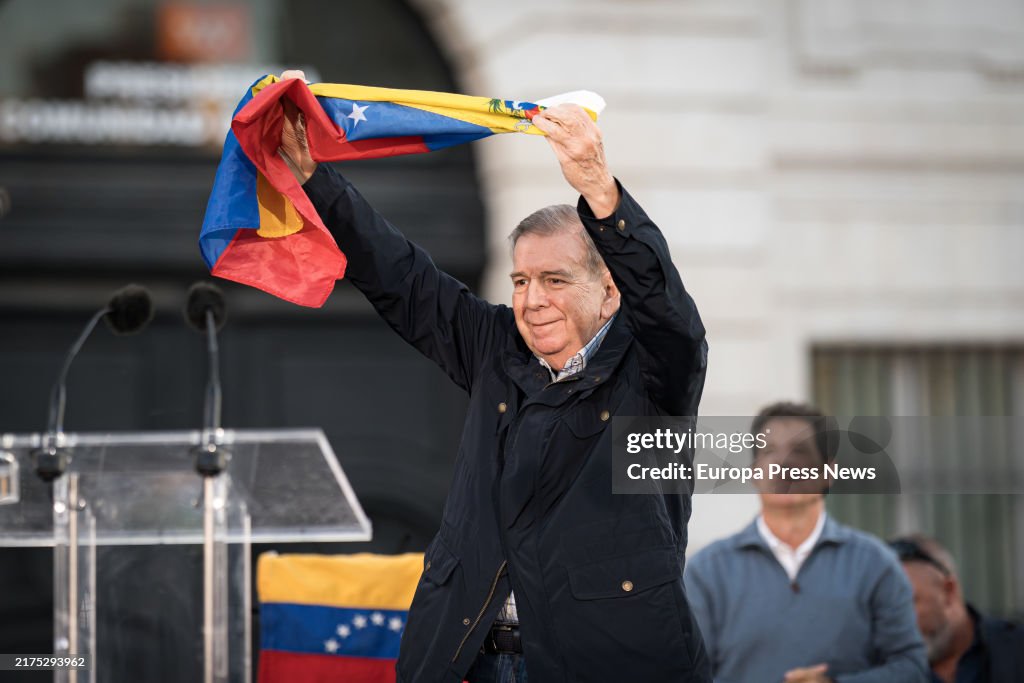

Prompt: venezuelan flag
[
  {"left": 200, "top": 75, "right": 604, "bottom": 307},
  {"left": 257, "top": 552, "right": 425, "bottom": 683}
]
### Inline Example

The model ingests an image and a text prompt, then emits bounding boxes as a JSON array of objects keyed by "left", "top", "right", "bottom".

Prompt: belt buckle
[{"left": 489, "top": 623, "right": 515, "bottom": 653}]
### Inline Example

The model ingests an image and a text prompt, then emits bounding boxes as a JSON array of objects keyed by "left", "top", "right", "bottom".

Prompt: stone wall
[{"left": 410, "top": 0, "right": 1024, "bottom": 546}]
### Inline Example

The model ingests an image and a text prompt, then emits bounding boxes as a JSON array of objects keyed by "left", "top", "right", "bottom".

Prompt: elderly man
[
  {"left": 277, "top": 72, "right": 711, "bottom": 682},
  {"left": 890, "top": 534, "right": 1024, "bottom": 682},
  {"left": 684, "top": 402, "right": 929, "bottom": 683}
]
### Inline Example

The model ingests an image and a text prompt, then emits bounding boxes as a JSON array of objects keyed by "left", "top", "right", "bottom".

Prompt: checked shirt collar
[{"left": 536, "top": 314, "right": 617, "bottom": 383}]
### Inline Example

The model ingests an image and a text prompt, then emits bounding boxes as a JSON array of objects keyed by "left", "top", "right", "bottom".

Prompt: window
[{"left": 814, "top": 346, "right": 1024, "bottom": 619}]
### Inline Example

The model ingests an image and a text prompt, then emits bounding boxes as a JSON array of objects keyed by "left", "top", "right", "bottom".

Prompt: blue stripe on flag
[
  {"left": 317, "top": 98, "right": 490, "bottom": 142},
  {"left": 423, "top": 130, "right": 493, "bottom": 151},
  {"left": 199, "top": 130, "right": 259, "bottom": 267},
  {"left": 199, "top": 79, "right": 266, "bottom": 267},
  {"left": 260, "top": 603, "right": 408, "bottom": 660}
]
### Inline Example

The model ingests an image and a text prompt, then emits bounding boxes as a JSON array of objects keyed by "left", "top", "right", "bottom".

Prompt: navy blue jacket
[
  {"left": 977, "top": 611, "right": 1024, "bottom": 682},
  {"left": 930, "top": 606, "right": 1024, "bottom": 683},
  {"left": 305, "top": 164, "right": 711, "bottom": 683}
]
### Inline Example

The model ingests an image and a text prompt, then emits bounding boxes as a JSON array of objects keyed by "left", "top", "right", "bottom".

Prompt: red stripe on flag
[
  {"left": 211, "top": 223, "right": 344, "bottom": 308},
  {"left": 228, "top": 78, "right": 427, "bottom": 306},
  {"left": 234, "top": 79, "right": 433, "bottom": 163},
  {"left": 258, "top": 649, "right": 397, "bottom": 683}
]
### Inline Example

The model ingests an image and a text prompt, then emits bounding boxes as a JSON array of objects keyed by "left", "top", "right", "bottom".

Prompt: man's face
[
  {"left": 510, "top": 229, "right": 617, "bottom": 370},
  {"left": 902, "top": 561, "right": 957, "bottom": 663},
  {"left": 754, "top": 417, "right": 828, "bottom": 504}
]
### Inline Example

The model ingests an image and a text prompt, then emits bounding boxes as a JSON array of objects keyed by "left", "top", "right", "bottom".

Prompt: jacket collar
[
  {"left": 502, "top": 311, "right": 633, "bottom": 399},
  {"left": 581, "top": 312, "right": 633, "bottom": 383}
]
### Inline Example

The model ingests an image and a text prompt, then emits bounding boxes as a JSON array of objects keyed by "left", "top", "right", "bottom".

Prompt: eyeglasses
[{"left": 888, "top": 538, "right": 950, "bottom": 576}]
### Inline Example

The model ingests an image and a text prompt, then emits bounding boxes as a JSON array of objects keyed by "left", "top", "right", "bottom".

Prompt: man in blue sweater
[{"left": 684, "top": 402, "right": 929, "bottom": 683}]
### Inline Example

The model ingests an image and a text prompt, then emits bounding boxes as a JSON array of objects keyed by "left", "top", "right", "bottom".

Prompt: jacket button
[
  {"left": 462, "top": 618, "right": 471, "bottom": 626},
  {"left": 622, "top": 580, "right": 634, "bottom": 592},
  {"left": 498, "top": 402, "right": 507, "bottom": 414},
  {"left": 617, "top": 219, "right": 626, "bottom": 231},
  {"left": 425, "top": 561, "right": 431, "bottom": 571},
  {"left": 600, "top": 410, "right": 610, "bottom": 421}
]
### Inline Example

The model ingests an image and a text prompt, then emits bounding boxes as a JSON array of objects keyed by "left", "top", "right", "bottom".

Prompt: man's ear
[
  {"left": 600, "top": 269, "right": 620, "bottom": 319},
  {"left": 941, "top": 576, "right": 960, "bottom": 606}
]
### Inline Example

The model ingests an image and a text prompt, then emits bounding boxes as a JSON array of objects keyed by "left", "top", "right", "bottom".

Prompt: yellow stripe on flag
[
  {"left": 250, "top": 74, "right": 279, "bottom": 98},
  {"left": 250, "top": 76, "right": 597, "bottom": 135},
  {"left": 257, "top": 552, "right": 425, "bottom": 611},
  {"left": 256, "top": 77, "right": 495, "bottom": 111},
  {"left": 403, "top": 102, "right": 543, "bottom": 135},
  {"left": 256, "top": 172, "right": 304, "bottom": 238}
]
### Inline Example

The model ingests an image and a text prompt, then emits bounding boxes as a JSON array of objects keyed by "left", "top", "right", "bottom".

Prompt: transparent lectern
[{"left": 0, "top": 429, "right": 371, "bottom": 683}]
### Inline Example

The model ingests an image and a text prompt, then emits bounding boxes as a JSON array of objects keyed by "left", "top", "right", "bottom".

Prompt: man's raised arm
[
  {"left": 532, "top": 105, "right": 708, "bottom": 415},
  {"left": 278, "top": 71, "right": 508, "bottom": 392}
]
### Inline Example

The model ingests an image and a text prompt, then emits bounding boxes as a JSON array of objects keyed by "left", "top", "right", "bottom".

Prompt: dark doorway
[{"left": 0, "top": 0, "right": 484, "bottom": 677}]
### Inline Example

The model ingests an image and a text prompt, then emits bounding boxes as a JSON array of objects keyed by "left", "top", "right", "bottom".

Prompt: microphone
[
  {"left": 36, "top": 285, "right": 155, "bottom": 482},
  {"left": 184, "top": 282, "right": 226, "bottom": 334},
  {"left": 184, "top": 282, "right": 228, "bottom": 476},
  {"left": 104, "top": 284, "right": 155, "bottom": 335}
]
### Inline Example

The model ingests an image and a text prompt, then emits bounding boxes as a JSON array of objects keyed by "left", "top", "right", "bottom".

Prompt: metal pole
[
  {"left": 68, "top": 475, "right": 79, "bottom": 683},
  {"left": 203, "top": 476, "right": 215, "bottom": 683}
]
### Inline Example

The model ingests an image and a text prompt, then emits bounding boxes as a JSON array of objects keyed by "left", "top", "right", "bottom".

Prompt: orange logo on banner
[{"left": 157, "top": 3, "right": 250, "bottom": 62}]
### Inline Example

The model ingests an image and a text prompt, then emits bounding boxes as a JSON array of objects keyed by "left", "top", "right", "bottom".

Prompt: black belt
[{"left": 481, "top": 623, "right": 522, "bottom": 655}]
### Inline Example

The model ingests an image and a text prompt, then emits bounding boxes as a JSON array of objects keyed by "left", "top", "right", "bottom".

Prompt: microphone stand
[
  {"left": 197, "top": 307, "right": 225, "bottom": 471},
  {"left": 36, "top": 306, "right": 110, "bottom": 683},
  {"left": 194, "top": 307, "right": 229, "bottom": 683},
  {"left": 37, "top": 307, "right": 110, "bottom": 481},
  {"left": 32, "top": 285, "right": 152, "bottom": 680}
]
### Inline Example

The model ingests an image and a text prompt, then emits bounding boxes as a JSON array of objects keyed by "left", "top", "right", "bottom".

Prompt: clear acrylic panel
[
  {"left": 0, "top": 429, "right": 371, "bottom": 545},
  {"left": 0, "top": 429, "right": 369, "bottom": 683}
]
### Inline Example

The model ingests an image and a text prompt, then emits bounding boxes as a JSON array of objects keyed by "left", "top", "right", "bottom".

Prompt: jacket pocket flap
[
  {"left": 564, "top": 404, "right": 612, "bottom": 438},
  {"left": 567, "top": 547, "right": 678, "bottom": 600},
  {"left": 423, "top": 538, "right": 460, "bottom": 586}
]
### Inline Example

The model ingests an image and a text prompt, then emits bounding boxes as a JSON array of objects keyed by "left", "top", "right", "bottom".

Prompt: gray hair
[{"left": 508, "top": 204, "right": 605, "bottom": 277}]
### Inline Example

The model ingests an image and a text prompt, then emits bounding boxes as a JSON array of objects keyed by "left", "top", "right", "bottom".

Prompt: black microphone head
[
  {"left": 185, "top": 282, "right": 227, "bottom": 332},
  {"left": 104, "top": 284, "right": 154, "bottom": 336}
]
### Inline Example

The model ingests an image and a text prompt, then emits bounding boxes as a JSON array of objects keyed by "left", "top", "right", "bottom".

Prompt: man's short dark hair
[{"left": 750, "top": 401, "right": 838, "bottom": 463}]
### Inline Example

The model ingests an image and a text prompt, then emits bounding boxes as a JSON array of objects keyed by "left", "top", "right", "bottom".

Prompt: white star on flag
[
  {"left": 370, "top": 612, "right": 385, "bottom": 626},
  {"left": 511, "top": 101, "right": 522, "bottom": 110},
  {"left": 388, "top": 617, "right": 404, "bottom": 632},
  {"left": 352, "top": 614, "right": 368, "bottom": 629},
  {"left": 324, "top": 638, "right": 339, "bottom": 653},
  {"left": 336, "top": 624, "right": 351, "bottom": 638},
  {"left": 348, "top": 103, "right": 369, "bottom": 126}
]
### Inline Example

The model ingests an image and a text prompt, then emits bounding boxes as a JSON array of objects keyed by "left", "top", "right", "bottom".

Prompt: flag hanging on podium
[
  {"left": 257, "top": 552, "right": 425, "bottom": 683},
  {"left": 199, "top": 75, "right": 604, "bottom": 307}
]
